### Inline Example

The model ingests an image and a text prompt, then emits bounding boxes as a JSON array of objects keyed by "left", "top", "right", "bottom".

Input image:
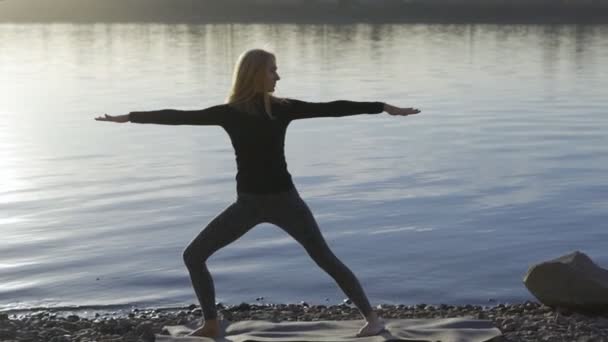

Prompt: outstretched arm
[
  {"left": 284, "top": 99, "right": 384, "bottom": 120},
  {"left": 283, "top": 99, "right": 421, "bottom": 120},
  {"left": 94, "top": 105, "right": 228, "bottom": 126}
]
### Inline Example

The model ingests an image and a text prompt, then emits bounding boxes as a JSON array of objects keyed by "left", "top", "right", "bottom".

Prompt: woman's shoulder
[
  {"left": 271, "top": 96, "right": 304, "bottom": 110},
  {"left": 269, "top": 96, "right": 296, "bottom": 118},
  {"left": 269, "top": 95, "right": 291, "bottom": 104},
  {"left": 219, "top": 102, "right": 246, "bottom": 114}
]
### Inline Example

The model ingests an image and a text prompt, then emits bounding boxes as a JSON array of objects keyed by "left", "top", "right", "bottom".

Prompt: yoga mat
[{"left": 156, "top": 317, "right": 502, "bottom": 342}]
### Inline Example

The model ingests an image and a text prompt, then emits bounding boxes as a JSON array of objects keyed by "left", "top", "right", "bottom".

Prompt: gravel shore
[{"left": 2, "top": 301, "right": 608, "bottom": 342}]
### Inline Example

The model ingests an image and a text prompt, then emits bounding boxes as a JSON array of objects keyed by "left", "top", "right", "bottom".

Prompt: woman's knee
[
  {"left": 182, "top": 244, "right": 211, "bottom": 267},
  {"left": 182, "top": 246, "right": 196, "bottom": 267}
]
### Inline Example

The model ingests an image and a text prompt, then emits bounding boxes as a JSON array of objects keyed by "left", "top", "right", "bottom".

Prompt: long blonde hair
[{"left": 226, "top": 49, "right": 280, "bottom": 119}]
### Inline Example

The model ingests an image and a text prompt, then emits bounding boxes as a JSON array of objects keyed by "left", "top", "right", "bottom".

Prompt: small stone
[
  {"left": 235, "top": 303, "right": 251, "bottom": 311},
  {"left": 140, "top": 328, "right": 156, "bottom": 342},
  {"left": 0, "top": 328, "right": 17, "bottom": 339},
  {"left": 57, "top": 321, "right": 79, "bottom": 332},
  {"left": 502, "top": 323, "right": 515, "bottom": 332},
  {"left": 135, "top": 321, "right": 154, "bottom": 335},
  {"left": 49, "top": 335, "right": 72, "bottom": 342},
  {"left": 45, "top": 327, "right": 71, "bottom": 336},
  {"left": 66, "top": 315, "right": 79, "bottom": 322}
]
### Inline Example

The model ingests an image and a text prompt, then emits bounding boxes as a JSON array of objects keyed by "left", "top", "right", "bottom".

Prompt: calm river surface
[{"left": 1, "top": 23, "right": 607, "bottom": 312}]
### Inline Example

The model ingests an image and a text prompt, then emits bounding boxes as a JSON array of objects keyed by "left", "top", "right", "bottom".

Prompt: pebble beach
[{"left": 2, "top": 301, "right": 608, "bottom": 342}]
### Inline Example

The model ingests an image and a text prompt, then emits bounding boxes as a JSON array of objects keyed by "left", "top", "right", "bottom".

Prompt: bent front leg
[{"left": 183, "top": 199, "right": 260, "bottom": 320}]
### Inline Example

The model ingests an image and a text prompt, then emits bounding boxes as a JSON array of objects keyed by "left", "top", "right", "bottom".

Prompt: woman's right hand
[
  {"left": 383, "top": 104, "right": 421, "bottom": 116},
  {"left": 94, "top": 113, "right": 130, "bottom": 123}
]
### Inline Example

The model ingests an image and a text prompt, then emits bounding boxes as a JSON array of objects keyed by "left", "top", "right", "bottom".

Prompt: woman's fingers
[
  {"left": 95, "top": 113, "right": 129, "bottom": 123},
  {"left": 388, "top": 107, "right": 421, "bottom": 116},
  {"left": 385, "top": 105, "right": 421, "bottom": 116},
  {"left": 94, "top": 114, "right": 115, "bottom": 121}
]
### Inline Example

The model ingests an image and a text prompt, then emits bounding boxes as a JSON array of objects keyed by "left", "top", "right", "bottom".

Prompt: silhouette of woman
[{"left": 95, "top": 48, "right": 421, "bottom": 338}]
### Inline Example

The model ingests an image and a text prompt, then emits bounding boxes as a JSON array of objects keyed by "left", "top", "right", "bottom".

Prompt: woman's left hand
[{"left": 384, "top": 104, "right": 421, "bottom": 116}]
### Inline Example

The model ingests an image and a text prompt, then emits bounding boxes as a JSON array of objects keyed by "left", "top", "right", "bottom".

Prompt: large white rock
[{"left": 523, "top": 251, "right": 608, "bottom": 312}]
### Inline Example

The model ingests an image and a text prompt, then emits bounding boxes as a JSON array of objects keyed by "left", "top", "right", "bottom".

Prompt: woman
[{"left": 95, "top": 48, "right": 420, "bottom": 338}]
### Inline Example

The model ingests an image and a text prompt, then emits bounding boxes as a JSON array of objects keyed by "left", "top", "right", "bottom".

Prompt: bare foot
[
  {"left": 188, "top": 319, "right": 221, "bottom": 338},
  {"left": 356, "top": 312, "right": 386, "bottom": 337}
]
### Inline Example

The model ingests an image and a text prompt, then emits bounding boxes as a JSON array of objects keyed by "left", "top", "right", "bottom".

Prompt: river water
[{"left": 1, "top": 23, "right": 607, "bottom": 312}]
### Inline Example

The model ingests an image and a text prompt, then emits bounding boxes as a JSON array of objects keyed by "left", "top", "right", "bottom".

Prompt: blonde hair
[{"left": 226, "top": 48, "right": 281, "bottom": 119}]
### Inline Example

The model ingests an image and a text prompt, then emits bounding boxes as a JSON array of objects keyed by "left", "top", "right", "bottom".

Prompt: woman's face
[{"left": 265, "top": 58, "right": 280, "bottom": 92}]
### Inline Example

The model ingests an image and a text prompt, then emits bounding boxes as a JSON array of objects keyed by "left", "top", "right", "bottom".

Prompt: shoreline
[{"left": 2, "top": 301, "right": 608, "bottom": 341}]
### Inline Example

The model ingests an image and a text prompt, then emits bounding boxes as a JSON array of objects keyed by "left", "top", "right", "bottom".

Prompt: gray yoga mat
[{"left": 155, "top": 318, "right": 502, "bottom": 342}]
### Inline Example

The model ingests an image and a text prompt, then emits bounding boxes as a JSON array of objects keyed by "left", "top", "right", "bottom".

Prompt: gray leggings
[{"left": 182, "top": 188, "right": 373, "bottom": 320}]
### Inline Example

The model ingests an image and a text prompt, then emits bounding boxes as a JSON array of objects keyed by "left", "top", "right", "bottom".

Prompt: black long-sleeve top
[{"left": 129, "top": 96, "right": 385, "bottom": 194}]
